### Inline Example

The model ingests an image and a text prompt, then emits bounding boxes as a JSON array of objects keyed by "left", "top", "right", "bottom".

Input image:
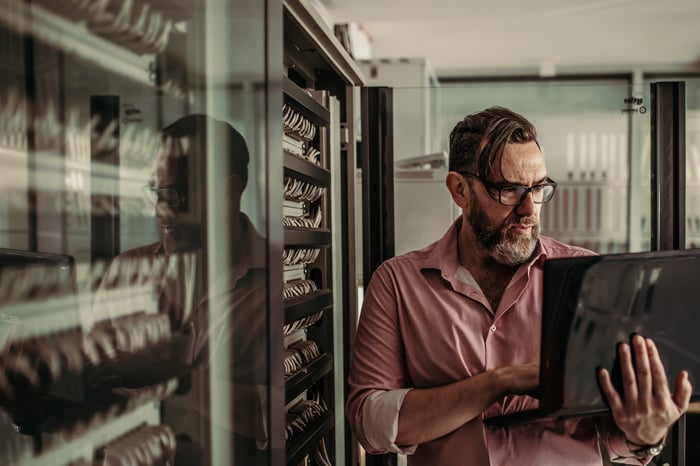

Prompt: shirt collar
[{"left": 418, "top": 216, "right": 463, "bottom": 278}]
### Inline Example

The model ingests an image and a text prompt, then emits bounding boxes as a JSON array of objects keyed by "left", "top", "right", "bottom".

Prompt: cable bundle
[
  {"left": 283, "top": 311, "right": 324, "bottom": 336},
  {"left": 283, "top": 248, "right": 320, "bottom": 266},
  {"left": 283, "top": 280, "right": 318, "bottom": 301},
  {"left": 283, "top": 205, "right": 322, "bottom": 229},
  {"left": 283, "top": 176, "right": 325, "bottom": 203},
  {"left": 285, "top": 398, "right": 327, "bottom": 442},
  {"left": 313, "top": 437, "right": 332, "bottom": 466},
  {"left": 283, "top": 340, "right": 321, "bottom": 378},
  {"left": 283, "top": 104, "right": 317, "bottom": 143}
]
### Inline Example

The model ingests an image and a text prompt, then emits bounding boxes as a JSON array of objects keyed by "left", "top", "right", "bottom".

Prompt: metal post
[
  {"left": 360, "top": 86, "right": 396, "bottom": 466},
  {"left": 650, "top": 80, "right": 686, "bottom": 466},
  {"left": 361, "top": 87, "right": 395, "bottom": 288},
  {"left": 650, "top": 81, "right": 685, "bottom": 251}
]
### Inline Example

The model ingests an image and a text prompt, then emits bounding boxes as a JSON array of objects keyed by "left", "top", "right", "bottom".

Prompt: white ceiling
[{"left": 320, "top": 0, "right": 700, "bottom": 78}]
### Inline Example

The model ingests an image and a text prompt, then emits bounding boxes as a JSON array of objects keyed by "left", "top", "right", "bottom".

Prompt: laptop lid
[
  {"left": 548, "top": 249, "right": 700, "bottom": 418},
  {"left": 486, "top": 249, "right": 700, "bottom": 426}
]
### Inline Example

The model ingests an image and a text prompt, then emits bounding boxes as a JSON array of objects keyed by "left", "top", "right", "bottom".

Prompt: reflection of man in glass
[{"left": 91, "top": 114, "right": 268, "bottom": 465}]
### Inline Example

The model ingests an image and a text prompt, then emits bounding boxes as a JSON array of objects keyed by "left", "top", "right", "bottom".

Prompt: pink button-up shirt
[{"left": 346, "top": 218, "right": 648, "bottom": 466}]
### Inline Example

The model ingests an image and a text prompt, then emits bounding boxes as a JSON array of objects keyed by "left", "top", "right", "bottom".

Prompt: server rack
[{"left": 282, "top": 2, "right": 364, "bottom": 464}]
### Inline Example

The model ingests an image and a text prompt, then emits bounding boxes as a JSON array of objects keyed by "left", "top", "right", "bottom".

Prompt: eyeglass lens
[
  {"left": 500, "top": 184, "right": 555, "bottom": 205},
  {"left": 144, "top": 186, "right": 181, "bottom": 207}
]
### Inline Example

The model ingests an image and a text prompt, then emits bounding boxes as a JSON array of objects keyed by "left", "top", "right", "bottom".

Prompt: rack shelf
[
  {"left": 285, "top": 409, "right": 333, "bottom": 466},
  {"left": 284, "top": 289, "right": 333, "bottom": 324},
  {"left": 284, "top": 150, "right": 331, "bottom": 187},
  {"left": 284, "top": 228, "right": 332, "bottom": 248},
  {"left": 283, "top": 77, "right": 330, "bottom": 126},
  {"left": 285, "top": 353, "right": 333, "bottom": 404}
]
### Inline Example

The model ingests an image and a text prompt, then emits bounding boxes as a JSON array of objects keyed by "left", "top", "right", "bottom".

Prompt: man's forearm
[{"left": 395, "top": 369, "right": 505, "bottom": 446}]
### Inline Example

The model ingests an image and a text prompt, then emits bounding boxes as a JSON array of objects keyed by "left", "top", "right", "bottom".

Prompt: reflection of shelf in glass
[
  {"left": 284, "top": 289, "right": 332, "bottom": 324},
  {"left": 284, "top": 228, "right": 332, "bottom": 248},
  {"left": 283, "top": 77, "right": 330, "bottom": 126},
  {"left": 285, "top": 353, "right": 333, "bottom": 403},
  {"left": 284, "top": 151, "right": 330, "bottom": 187},
  {"left": 0, "top": 149, "right": 149, "bottom": 195},
  {"left": 25, "top": 402, "right": 159, "bottom": 466},
  {"left": 1, "top": 292, "right": 87, "bottom": 340},
  {"left": 285, "top": 409, "right": 333, "bottom": 466},
  {"left": 0, "top": 1, "right": 152, "bottom": 86}
]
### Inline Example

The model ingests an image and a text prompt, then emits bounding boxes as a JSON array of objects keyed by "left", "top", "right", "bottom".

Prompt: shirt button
[{"left": 490, "top": 325, "right": 497, "bottom": 332}]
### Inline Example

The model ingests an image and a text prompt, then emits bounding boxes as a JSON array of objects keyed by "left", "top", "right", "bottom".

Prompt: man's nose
[
  {"left": 515, "top": 192, "right": 537, "bottom": 216},
  {"left": 155, "top": 197, "right": 175, "bottom": 218}
]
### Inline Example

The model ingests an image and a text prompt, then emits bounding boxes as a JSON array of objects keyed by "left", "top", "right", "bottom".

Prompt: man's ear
[{"left": 445, "top": 171, "right": 470, "bottom": 209}]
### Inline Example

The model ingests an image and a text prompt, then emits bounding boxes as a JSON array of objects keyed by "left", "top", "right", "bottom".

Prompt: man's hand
[
  {"left": 598, "top": 335, "right": 692, "bottom": 447},
  {"left": 495, "top": 363, "right": 540, "bottom": 398}
]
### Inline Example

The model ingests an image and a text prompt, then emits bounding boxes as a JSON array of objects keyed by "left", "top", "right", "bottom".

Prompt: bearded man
[{"left": 345, "top": 107, "right": 691, "bottom": 466}]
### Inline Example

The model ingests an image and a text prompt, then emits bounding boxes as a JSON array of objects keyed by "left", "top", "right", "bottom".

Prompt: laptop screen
[{"left": 540, "top": 249, "right": 700, "bottom": 418}]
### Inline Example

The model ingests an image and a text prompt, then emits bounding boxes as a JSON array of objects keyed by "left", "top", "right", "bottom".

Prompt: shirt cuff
[
  {"left": 605, "top": 430, "right": 657, "bottom": 465},
  {"left": 361, "top": 389, "right": 417, "bottom": 455}
]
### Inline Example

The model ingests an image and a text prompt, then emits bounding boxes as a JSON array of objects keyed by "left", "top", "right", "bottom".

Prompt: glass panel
[
  {"left": 683, "top": 78, "right": 700, "bottom": 249},
  {"left": 0, "top": 1, "right": 271, "bottom": 465},
  {"left": 392, "top": 80, "right": 639, "bottom": 256},
  {"left": 638, "top": 77, "right": 700, "bottom": 250},
  {"left": 392, "top": 86, "right": 457, "bottom": 255}
]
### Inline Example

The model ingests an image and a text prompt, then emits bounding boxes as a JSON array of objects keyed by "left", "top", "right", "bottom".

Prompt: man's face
[
  {"left": 466, "top": 141, "right": 547, "bottom": 266},
  {"left": 150, "top": 139, "right": 202, "bottom": 253}
]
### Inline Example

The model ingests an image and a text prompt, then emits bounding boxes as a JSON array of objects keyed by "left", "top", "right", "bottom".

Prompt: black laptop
[{"left": 484, "top": 249, "right": 700, "bottom": 427}]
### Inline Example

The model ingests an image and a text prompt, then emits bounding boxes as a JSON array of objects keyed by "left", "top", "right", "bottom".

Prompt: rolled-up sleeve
[
  {"left": 362, "top": 389, "right": 416, "bottom": 454},
  {"left": 346, "top": 262, "right": 417, "bottom": 454}
]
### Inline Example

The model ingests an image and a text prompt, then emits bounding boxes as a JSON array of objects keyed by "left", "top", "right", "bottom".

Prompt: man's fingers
[
  {"left": 619, "top": 343, "right": 638, "bottom": 406},
  {"left": 632, "top": 335, "right": 652, "bottom": 405},
  {"left": 599, "top": 368, "right": 623, "bottom": 412},
  {"left": 673, "top": 371, "right": 692, "bottom": 412},
  {"left": 646, "top": 338, "right": 671, "bottom": 400}
]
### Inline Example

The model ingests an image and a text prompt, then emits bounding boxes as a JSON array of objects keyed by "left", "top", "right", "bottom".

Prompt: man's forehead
[{"left": 491, "top": 141, "right": 547, "bottom": 184}]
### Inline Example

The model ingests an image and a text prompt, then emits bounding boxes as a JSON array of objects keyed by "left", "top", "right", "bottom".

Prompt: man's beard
[
  {"left": 160, "top": 221, "right": 203, "bottom": 254},
  {"left": 467, "top": 194, "right": 540, "bottom": 266}
]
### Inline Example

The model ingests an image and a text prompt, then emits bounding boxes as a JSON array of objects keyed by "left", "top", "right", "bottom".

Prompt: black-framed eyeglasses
[
  {"left": 143, "top": 185, "right": 184, "bottom": 208},
  {"left": 461, "top": 172, "right": 557, "bottom": 206}
]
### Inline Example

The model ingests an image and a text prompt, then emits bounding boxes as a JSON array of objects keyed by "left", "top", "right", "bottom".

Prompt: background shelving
[
  {"left": 282, "top": 1, "right": 364, "bottom": 464},
  {"left": 282, "top": 69, "right": 336, "bottom": 465}
]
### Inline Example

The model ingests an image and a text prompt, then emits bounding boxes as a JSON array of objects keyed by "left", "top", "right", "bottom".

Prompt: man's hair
[
  {"left": 161, "top": 113, "right": 250, "bottom": 189},
  {"left": 448, "top": 106, "right": 539, "bottom": 180}
]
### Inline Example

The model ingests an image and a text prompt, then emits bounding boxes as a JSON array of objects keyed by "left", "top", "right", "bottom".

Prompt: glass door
[{"left": 0, "top": 1, "right": 279, "bottom": 465}]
